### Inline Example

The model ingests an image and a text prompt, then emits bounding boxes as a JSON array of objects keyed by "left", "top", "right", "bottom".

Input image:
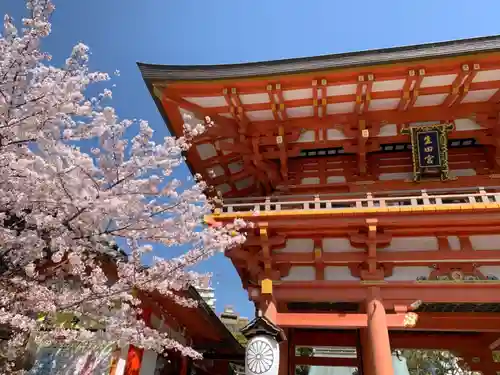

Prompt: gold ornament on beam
[
  {"left": 403, "top": 312, "right": 419, "bottom": 328},
  {"left": 261, "top": 278, "right": 273, "bottom": 295}
]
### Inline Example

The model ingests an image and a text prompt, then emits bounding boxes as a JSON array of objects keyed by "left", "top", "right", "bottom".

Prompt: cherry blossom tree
[{"left": 0, "top": 0, "right": 246, "bottom": 372}]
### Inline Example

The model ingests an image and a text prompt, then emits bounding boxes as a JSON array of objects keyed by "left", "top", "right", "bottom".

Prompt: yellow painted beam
[{"left": 205, "top": 202, "right": 500, "bottom": 220}]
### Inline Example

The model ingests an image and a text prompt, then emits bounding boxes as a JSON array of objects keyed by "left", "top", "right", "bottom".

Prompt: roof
[
  {"left": 186, "top": 286, "right": 245, "bottom": 355},
  {"left": 146, "top": 286, "right": 244, "bottom": 358},
  {"left": 137, "top": 35, "right": 500, "bottom": 198},
  {"left": 138, "top": 35, "right": 500, "bottom": 81},
  {"left": 241, "top": 315, "right": 286, "bottom": 343},
  {"left": 136, "top": 271, "right": 244, "bottom": 357}
]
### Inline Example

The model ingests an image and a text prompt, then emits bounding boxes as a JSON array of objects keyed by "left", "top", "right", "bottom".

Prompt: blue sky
[{"left": 2, "top": 0, "right": 500, "bottom": 319}]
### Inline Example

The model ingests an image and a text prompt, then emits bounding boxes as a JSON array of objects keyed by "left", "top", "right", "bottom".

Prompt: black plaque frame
[{"left": 402, "top": 123, "right": 454, "bottom": 182}]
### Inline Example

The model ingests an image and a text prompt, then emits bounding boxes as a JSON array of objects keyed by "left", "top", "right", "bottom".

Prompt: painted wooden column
[
  {"left": 366, "top": 288, "right": 394, "bottom": 375},
  {"left": 124, "top": 346, "right": 143, "bottom": 375},
  {"left": 360, "top": 329, "right": 374, "bottom": 375},
  {"left": 278, "top": 327, "right": 289, "bottom": 375},
  {"left": 110, "top": 345, "right": 130, "bottom": 375},
  {"left": 288, "top": 329, "right": 295, "bottom": 375},
  {"left": 179, "top": 356, "right": 188, "bottom": 375},
  {"left": 124, "top": 307, "right": 153, "bottom": 375}
]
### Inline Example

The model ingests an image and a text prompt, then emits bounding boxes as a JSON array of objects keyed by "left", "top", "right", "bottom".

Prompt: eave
[
  {"left": 137, "top": 35, "right": 500, "bottom": 82},
  {"left": 137, "top": 35, "right": 500, "bottom": 198},
  {"left": 186, "top": 286, "right": 245, "bottom": 355}
]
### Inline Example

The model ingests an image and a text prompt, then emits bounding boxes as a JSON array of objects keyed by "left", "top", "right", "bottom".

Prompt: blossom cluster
[{"left": 0, "top": 0, "right": 247, "bottom": 372}]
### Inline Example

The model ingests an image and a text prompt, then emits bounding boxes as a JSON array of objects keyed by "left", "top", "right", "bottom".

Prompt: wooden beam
[
  {"left": 160, "top": 56, "right": 500, "bottom": 95},
  {"left": 162, "top": 88, "right": 239, "bottom": 137},
  {"left": 413, "top": 312, "right": 500, "bottom": 332},
  {"left": 292, "top": 329, "right": 490, "bottom": 349},
  {"left": 251, "top": 102, "right": 499, "bottom": 134},
  {"left": 164, "top": 75, "right": 500, "bottom": 118},
  {"left": 272, "top": 281, "right": 500, "bottom": 304},
  {"left": 211, "top": 207, "right": 500, "bottom": 229},
  {"left": 262, "top": 127, "right": 488, "bottom": 159},
  {"left": 294, "top": 356, "right": 358, "bottom": 367},
  {"left": 276, "top": 312, "right": 413, "bottom": 329},
  {"left": 390, "top": 331, "right": 492, "bottom": 350},
  {"left": 272, "top": 249, "right": 500, "bottom": 265},
  {"left": 281, "top": 174, "right": 500, "bottom": 195},
  {"left": 407, "top": 69, "right": 425, "bottom": 110}
]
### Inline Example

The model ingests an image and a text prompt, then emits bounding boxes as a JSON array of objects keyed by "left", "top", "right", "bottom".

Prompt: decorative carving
[
  {"left": 351, "top": 263, "right": 393, "bottom": 280},
  {"left": 417, "top": 265, "right": 487, "bottom": 282},
  {"left": 359, "top": 267, "right": 386, "bottom": 281},
  {"left": 349, "top": 229, "right": 392, "bottom": 248},
  {"left": 246, "top": 338, "right": 274, "bottom": 374},
  {"left": 450, "top": 269, "right": 464, "bottom": 281},
  {"left": 403, "top": 312, "right": 419, "bottom": 328}
]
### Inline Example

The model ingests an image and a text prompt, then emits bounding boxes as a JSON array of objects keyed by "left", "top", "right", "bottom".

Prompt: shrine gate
[{"left": 139, "top": 35, "right": 500, "bottom": 375}]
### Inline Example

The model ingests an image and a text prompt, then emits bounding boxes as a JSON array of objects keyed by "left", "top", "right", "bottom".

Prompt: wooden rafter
[
  {"left": 161, "top": 79, "right": 500, "bottom": 124},
  {"left": 268, "top": 281, "right": 500, "bottom": 304},
  {"left": 311, "top": 79, "right": 319, "bottom": 118},
  {"left": 272, "top": 249, "right": 500, "bottom": 265},
  {"left": 488, "top": 85, "right": 500, "bottom": 103},
  {"left": 250, "top": 101, "right": 499, "bottom": 134},
  {"left": 356, "top": 118, "right": 368, "bottom": 175},
  {"left": 162, "top": 55, "right": 500, "bottom": 98},
  {"left": 407, "top": 68, "right": 425, "bottom": 110},
  {"left": 443, "top": 63, "right": 480, "bottom": 107},
  {"left": 277, "top": 125, "right": 288, "bottom": 181},
  {"left": 355, "top": 74, "right": 373, "bottom": 115},
  {"left": 157, "top": 57, "right": 500, "bottom": 198},
  {"left": 161, "top": 88, "right": 239, "bottom": 137},
  {"left": 222, "top": 86, "right": 274, "bottom": 195},
  {"left": 268, "top": 83, "right": 287, "bottom": 121},
  {"left": 212, "top": 141, "right": 238, "bottom": 193},
  {"left": 320, "top": 80, "right": 327, "bottom": 118},
  {"left": 398, "top": 69, "right": 416, "bottom": 111}
]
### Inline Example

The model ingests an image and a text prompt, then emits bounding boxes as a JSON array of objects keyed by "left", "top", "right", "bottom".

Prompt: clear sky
[{"left": 2, "top": 0, "right": 500, "bottom": 319}]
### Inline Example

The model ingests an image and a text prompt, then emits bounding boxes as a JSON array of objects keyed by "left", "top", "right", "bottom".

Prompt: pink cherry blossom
[{"left": 0, "top": 0, "right": 247, "bottom": 372}]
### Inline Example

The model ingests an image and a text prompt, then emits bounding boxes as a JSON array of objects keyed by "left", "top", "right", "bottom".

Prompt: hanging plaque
[{"left": 402, "top": 123, "right": 453, "bottom": 182}]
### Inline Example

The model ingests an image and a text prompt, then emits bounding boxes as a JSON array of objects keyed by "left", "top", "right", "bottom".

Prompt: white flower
[{"left": 0, "top": 1, "right": 248, "bottom": 369}]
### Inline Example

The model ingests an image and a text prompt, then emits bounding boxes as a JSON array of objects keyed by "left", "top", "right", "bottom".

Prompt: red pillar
[
  {"left": 279, "top": 327, "right": 289, "bottom": 375},
  {"left": 124, "top": 307, "right": 152, "bottom": 375},
  {"left": 180, "top": 356, "right": 188, "bottom": 375},
  {"left": 360, "top": 329, "right": 374, "bottom": 375},
  {"left": 124, "top": 346, "right": 143, "bottom": 375},
  {"left": 366, "top": 288, "right": 394, "bottom": 375}
]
